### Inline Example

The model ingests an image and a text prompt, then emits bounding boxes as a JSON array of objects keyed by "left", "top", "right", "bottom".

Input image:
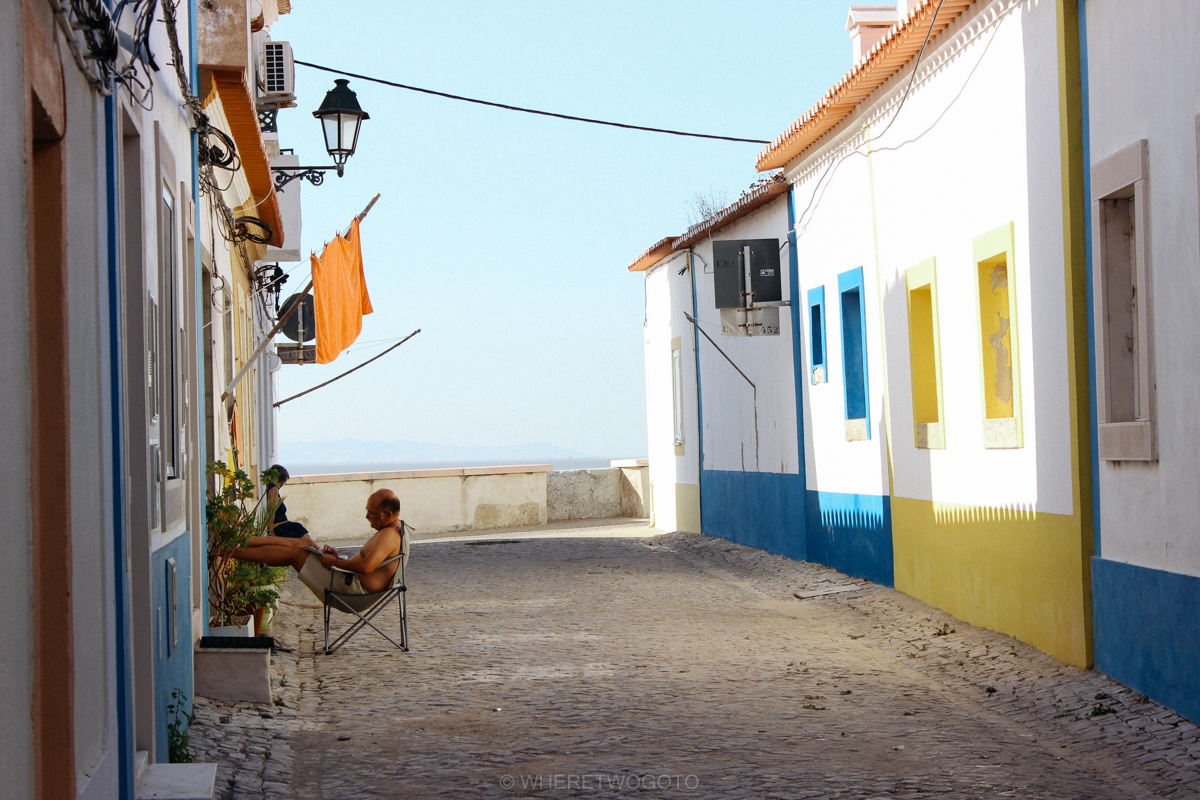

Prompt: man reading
[{"left": 236, "top": 488, "right": 407, "bottom": 599}]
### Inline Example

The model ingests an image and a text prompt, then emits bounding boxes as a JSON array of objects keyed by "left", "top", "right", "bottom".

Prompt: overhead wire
[{"left": 293, "top": 59, "right": 770, "bottom": 145}]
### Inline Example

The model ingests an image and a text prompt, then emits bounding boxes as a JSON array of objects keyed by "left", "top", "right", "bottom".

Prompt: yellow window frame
[
  {"left": 905, "top": 258, "right": 945, "bottom": 449},
  {"left": 972, "top": 222, "right": 1023, "bottom": 449}
]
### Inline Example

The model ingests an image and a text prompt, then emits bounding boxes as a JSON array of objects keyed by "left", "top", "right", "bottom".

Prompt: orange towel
[{"left": 312, "top": 218, "right": 373, "bottom": 364}]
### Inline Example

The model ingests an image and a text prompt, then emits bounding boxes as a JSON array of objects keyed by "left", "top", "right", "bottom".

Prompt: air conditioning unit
[{"left": 256, "top": 40, "right": 296, "bottom": 108}]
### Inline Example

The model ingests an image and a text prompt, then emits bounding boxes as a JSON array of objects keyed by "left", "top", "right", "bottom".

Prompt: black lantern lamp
[
  {"left": 314, "top": 79, "right": 370, "bottom": 176},
  {"left": 272, "top": 79, "right": 370, "bottom": 191}
]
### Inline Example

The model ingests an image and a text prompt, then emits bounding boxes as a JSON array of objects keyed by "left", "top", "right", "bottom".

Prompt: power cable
[{"left": 294, "top": 60, "right": 769, "bottom": 144}]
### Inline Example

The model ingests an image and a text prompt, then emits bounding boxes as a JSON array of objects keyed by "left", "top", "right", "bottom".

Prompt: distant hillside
[{"left": 279, "top": 438, "right": 591, "bottom": 465}]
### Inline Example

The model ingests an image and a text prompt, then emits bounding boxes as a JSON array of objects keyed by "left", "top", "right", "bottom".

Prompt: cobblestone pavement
[{"left": 190, "top": 524, "right": 1200, "bottom": 799}]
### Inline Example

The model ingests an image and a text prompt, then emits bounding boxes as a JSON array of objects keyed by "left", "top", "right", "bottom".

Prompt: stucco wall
[
  {"left": 689, "top": 199, "right": 800, "bottom": 477},
  {"left": 1086, "top": 0, "right": 1200, "bottom": 577},
  {"left": 285, "top": 466, "right": 553, "bottom": 537},
  {"left": 643, "top": 253, "right": 701, "bottom": 532},
  {"left": 0, "top": 1, "right": 33, "bottom": 796},
  {"left": 285, "top": 465, "right": 649, "bottom": 538}
]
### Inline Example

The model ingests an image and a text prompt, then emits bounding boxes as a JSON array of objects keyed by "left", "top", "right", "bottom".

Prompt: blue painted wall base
[
  {"left": 697, "top": 472, "right": 895, "bottom": 589},
  {"left": 699, "top": 470, "right": 807, "bottom": 562},
  {"left": 806, "top": 490, "right": 893, "bottom": 587},
  {"left": 1093, "top": 557, "right": 1200, "bottom": 724},
  {"left": 152, "top": 534, "right": 195, "bottom": 758}
]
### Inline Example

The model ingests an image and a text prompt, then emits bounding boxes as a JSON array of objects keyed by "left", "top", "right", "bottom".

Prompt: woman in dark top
[{"left": 248, "top": 464, "right": 311, "bottom": 545}]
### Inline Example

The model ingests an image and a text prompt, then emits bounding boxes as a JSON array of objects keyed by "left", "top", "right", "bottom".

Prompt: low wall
[
  {"left": 284, "top": 465, "right": 552, "bottom": 538},
  {"left": 547, "top": 467, "right": 649, "bottom": 521},
  {"left": 282, "top": 462, "right": 650, "bottom": 538}
]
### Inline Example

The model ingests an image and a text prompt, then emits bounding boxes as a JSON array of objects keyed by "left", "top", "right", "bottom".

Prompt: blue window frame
[
  {"left": 838, "top": 267, "right": 870, "bottom": 439},
  {"left": 807, "top": 286, "right": 827, "bottom": 384}
]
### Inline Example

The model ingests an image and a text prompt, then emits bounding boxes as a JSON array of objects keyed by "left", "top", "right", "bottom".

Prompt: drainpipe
[
  {"left": 104, "top": 90, "right": 136, "bottom": 800},
  {"left": 688, "top": 248, "right": 704, "bottom": 528},
  {"left": 1077, "top": 0, "right": 1100, "bottom": 558},
  {"left": 189, "top": 0, "right": 209, "bottom": 636},
  {"left": 786, "top": 187, "right": 810, "bottom": 553}
]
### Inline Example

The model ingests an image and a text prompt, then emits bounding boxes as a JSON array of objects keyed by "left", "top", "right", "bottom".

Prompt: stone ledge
[
  {"left": 137, "top": 763, "right": 218, "bottom": 800},
  {"left": 289, "top": 464, "right": 554, "bottom": 484}
]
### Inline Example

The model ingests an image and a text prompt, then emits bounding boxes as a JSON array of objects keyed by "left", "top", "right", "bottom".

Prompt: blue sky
[{"left": 270, "top": 0, "right": 853, "bottom": 458}]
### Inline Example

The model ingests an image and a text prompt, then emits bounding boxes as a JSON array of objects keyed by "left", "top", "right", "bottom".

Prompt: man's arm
[{"left": 318, "top": 527, "right": 399, "bottom": 575}]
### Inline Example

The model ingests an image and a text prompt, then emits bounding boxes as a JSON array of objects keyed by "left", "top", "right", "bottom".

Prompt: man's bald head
[{"left": 371, "top": 489, "right": 400, "bottom": 515}]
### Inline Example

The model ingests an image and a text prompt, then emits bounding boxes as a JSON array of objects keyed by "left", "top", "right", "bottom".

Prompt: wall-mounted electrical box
[{"left": 713, "top": 238, "right": 784, "bottom": 335}]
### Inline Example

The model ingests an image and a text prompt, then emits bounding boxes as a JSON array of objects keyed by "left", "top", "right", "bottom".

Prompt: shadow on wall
[{"left": 806, "top": 490, "right": 894, "bottom": 587}]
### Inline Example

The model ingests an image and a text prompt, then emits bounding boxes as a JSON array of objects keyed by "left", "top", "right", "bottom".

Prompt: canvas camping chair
[{"left": 321, "top": 522, "right": 410, "bottom": 654}]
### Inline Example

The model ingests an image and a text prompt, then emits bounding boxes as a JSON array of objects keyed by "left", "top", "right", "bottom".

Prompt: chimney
[{"left": 846, "top": 4, "right": 900, "bottom": 64}]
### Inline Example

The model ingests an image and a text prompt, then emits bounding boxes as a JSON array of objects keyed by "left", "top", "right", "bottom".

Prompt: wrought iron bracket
[{"left": 272, "top": 165, "right": 342, "bottom": 192}]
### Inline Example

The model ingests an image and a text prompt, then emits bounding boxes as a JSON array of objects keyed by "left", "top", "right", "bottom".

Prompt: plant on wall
[
  {"left": 166, "top": 688, "right": 194, "bottom": 764},
  {"left": 205, "top": 461, "right": 284, "bottom": 627}
]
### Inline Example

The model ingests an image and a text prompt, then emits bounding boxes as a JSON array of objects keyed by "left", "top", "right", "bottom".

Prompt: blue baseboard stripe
[{"left": 1092, "top": 557, "right": 1200, "bottom": 724}]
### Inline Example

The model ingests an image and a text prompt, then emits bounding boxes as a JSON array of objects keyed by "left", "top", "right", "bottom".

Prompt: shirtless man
[{"left": 235, "top": 488, "right": 406, "bottom": 598}]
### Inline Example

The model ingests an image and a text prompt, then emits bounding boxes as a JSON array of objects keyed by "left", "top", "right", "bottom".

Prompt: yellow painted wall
[
  {"left": 907, "top": 286, "right": 939, "bottom": 426},
  {"left": 892, "top": 496, "right": 1090, "bottom": 667},
  {"left": 675, "top": 483, "right": 701, "bottom": 533}
]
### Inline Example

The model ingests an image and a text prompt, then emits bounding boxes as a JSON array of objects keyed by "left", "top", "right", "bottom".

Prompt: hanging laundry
[{"left": 311, "top": 218, "right": 373, "bottom": 364}]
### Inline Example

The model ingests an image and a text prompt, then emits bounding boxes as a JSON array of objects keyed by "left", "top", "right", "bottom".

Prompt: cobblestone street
[{"left": 191, "top": 523, "right": 1200, "bottom": 799}]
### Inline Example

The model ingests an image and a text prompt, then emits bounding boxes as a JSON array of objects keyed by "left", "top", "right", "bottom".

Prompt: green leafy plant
[
  {"left": 166, "top": 689, "right": 194, "bottom": 763},
  {"left": 205, "top": 462, "right": 285, "bottom": 626}
]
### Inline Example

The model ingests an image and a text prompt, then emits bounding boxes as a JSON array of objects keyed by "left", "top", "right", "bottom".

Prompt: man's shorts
[{"left": 297, "top": 553, "right": 368, "bottom": 601}]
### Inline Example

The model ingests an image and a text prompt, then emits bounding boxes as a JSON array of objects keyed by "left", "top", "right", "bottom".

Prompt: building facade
[
  {"left": 1, "top": 1, "right": 301, "bottom": 797},
  {"left": 633, "top": 0, "right": 1096, "bottom": 678},
  {"left": 1083, "top": 0, "right": 1200, "bottom": 724}
]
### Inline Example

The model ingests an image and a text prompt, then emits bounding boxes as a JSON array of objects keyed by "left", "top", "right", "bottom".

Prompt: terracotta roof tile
[{"left": 757, "top": 0, "right": 975, "bottom": 172}]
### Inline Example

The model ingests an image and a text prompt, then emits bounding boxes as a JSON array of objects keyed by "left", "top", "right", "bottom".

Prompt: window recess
[
  {"left": 1092, "top": 139, "right": 1155, "bottom": 461},
  {"left": 671, "top": 337, "right": 685, "bottom": 454},
  {"left": 807, "top": 286, "right": 827, "bottom": 384},
  {"left": 838, "top": 267, "right": 870, "bottom": 441},
  {"left": 906, "top": 258, "right": 945, "bottom": 449},
  {"left": 973, "top": 223, "right": 1023, "bottom": 449}
]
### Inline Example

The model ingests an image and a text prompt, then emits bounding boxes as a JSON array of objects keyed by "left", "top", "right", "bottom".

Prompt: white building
[{"left": 1083, "top": 0, "right": 1200, "bottom": 724}]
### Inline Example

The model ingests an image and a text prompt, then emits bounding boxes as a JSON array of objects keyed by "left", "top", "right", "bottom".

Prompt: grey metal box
[{"left": 712, "top": 239, "right": 782, "bottom": 308}]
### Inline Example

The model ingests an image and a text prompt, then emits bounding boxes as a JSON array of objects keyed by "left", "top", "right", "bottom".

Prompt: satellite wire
[{"left": 294, "top": 60, "right": 770, "bottom": 144}]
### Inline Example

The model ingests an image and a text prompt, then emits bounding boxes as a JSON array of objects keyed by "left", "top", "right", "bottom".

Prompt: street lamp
[{"left": 272, "top": 79, "right": 370, "bottom": 191}]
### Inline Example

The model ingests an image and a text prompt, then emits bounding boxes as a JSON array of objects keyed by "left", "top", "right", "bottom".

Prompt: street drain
[{"left": 463, "top": 539, "right": 527, "bottom": 546}]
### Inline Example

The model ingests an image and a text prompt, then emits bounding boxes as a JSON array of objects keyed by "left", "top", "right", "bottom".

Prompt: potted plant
[{"left": 205, "top": 461, "right": 285, "bottom": 629}]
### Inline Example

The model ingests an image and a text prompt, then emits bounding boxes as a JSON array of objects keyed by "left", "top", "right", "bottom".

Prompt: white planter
[
  {"left": 208, "top": 617, "right": 253, "bottom": 637},
  {"left": 194, "top": 645, "right": 272, "bottom": 704}
]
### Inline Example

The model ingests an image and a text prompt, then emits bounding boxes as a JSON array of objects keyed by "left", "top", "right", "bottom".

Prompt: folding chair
[{"left": 321, "top": 522, "right": 410, "bottom": 654}]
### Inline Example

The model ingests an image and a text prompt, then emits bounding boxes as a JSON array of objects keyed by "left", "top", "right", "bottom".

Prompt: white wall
[
  {"left": 687, "top": 199, "right": 799, "bottom": 477},
  {"left": 642, "top": 252, "right": 701, "bottom": 530},
  {"left": 0, "top": 1, "right": 34, "bottom": 795},
  {"left": 1086, "top": 0, "right": 1200, "bottom": 575},
  {"left": 284, "top": 466, "right": 553, "bottom": 537},
  {"left": 788, "top": 0, "right": 1074, "bottom": 513}
]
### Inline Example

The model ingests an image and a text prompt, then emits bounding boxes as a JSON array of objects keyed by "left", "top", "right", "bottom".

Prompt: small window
[
  {"left": 808, "top": 286, "right": 827, "bottom": 384},
  {"left": 906, "top": 258, "right": 944, "bottom": 449},
  {"left": 973, "top": 223, "right": 1022, "bottom": 449},
  {"left": 159, "top": 184, "right": 180, "bottom": 478},
  {"left": 838, "top": 267, "right": 870, "bottom": 441},
  {"left": 671, "top": 337, "right": 685, "bottom": 452},
  {"left": 166, "top": 557, "right": 178, "bottom": 655},
  {"left": 1092, "top": 139, "right": 1154, "bottom": 460}
]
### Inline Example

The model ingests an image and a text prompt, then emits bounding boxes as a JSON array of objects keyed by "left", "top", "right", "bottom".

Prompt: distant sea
[{"left": 288, "top": 456, "right": 636, "bottom": 476}]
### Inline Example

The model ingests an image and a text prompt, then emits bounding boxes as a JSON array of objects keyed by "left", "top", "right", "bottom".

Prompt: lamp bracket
[{"left": 271, "top": 165, "right": 344, "bottom": 192}]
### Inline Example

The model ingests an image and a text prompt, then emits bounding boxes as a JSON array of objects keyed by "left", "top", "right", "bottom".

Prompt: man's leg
[
  {"left": 233, "top": 543, "right": 308, "bottom": 571},
  {"left": 244, "top": 534, "right": 315, "bottom": 549}
]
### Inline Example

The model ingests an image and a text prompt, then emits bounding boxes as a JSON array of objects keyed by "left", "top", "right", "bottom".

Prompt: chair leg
[
  {"left": 322, "top": 589, "right": 408, "bottom": 654},
  {"left": 398, "top": 589, "right": 408, "bottom": 651}
]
